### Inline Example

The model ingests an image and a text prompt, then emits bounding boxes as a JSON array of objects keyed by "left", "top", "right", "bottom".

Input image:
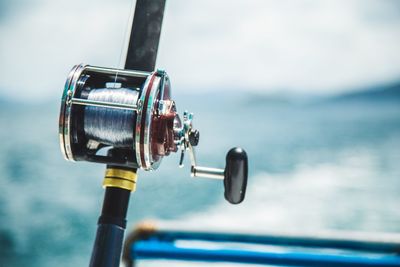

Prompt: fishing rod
[{"left": 58, "top": 0, "right": 248, "bottom": 266}]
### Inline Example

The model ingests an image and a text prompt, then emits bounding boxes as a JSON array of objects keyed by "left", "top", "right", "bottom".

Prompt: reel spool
[{"left": 59, "top": 64, "right": 248, "bottom": 204}]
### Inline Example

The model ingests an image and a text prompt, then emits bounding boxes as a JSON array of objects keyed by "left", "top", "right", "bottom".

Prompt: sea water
[{"left": 0, "top": 91, "right": 399, "bottom": 266}]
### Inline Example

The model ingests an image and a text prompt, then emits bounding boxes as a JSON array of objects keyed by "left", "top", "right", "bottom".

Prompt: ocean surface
[{"left": 0, "top": 89, "right": 399, "bottom": 266}]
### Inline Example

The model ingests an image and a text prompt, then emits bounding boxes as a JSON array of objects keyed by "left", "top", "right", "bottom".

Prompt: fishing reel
[{"left": 59, "top": 64, "right": 248, "bottom": 204}]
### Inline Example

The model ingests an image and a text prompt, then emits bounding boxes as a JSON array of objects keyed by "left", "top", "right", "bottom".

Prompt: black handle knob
[{"left": 224, "top": 147, "right": 248, "bottom": 204}]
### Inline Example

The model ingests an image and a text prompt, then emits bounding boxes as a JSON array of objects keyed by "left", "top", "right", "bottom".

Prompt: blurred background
[{"left": 1, "top": 0, "right": 400, "bottom": 266}]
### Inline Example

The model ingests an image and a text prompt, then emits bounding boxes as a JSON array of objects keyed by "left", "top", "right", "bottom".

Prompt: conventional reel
[{"left": 59, "top": 64, "right": 248, "bottom": 204}]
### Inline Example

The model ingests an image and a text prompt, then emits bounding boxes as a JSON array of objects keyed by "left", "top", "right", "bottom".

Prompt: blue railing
[{"left": 127, "top": 230, "right": 400, "bottom": 266}]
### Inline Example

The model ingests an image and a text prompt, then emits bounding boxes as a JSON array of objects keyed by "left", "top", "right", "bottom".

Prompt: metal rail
[{"left": 127, "top": 230, "right": 400, "bottom": 267}]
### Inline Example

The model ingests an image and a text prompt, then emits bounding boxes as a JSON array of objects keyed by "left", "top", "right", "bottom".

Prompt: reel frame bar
[
  {"left": 85, "top": 66, "right": 150, "bottom": 78},
  {"left": 70, "top": 97, "right": 138, "bottom": 111}
]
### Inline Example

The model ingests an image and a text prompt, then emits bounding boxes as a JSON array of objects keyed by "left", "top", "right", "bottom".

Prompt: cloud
[
  {"left": 1, "top": 0, "right": 400, "bottom": 101},
  {"left": 159, "top": 0, "right": 400, "bottom": 94},
  {"left": 0, "top": 0, "right": 130, "bottom": 100}
]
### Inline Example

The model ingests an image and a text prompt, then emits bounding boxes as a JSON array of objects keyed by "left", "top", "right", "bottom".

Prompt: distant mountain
[{"left": 329, "top": 82, "right": 400, "bottom": 103}]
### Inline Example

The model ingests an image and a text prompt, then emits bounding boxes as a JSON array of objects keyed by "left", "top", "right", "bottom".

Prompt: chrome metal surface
[
  {"left": 60, "top": 64, "right": 87, "bottom": 161},
  {"left": 135, "top": 82, "right": 149, "bottom": 169},
  {"left": 59, "top": 64, "right": 79, "bottom": 160},
  {"left": 135, "top": 72, "right": 161, "bottom": 170},
  {"left": 71, "top": 98, "right": 138, "bottom": 111},
  {"left": 173, "top": 111, "right": 227, "bottom": 180},
  {"left": 85, "top": 66, "right": 150, "bottom": 78},
  {"left": 191, "top": 166, "right": 224, "bottom": 180},
  {"left": 188, "top": 143, "right": 197, "bottom": 168},
  {"left": 143, "top": 76, "right": 161, "bottom": 170}
]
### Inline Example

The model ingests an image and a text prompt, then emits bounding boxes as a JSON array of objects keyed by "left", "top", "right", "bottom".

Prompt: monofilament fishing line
[{"left": 84, "top": 88, "right": 139, "bottom": 147}]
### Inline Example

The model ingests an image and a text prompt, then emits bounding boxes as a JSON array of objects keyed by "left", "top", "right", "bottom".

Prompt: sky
[{"left": 0, "top": 0, "right": 400, "bottom": 101}]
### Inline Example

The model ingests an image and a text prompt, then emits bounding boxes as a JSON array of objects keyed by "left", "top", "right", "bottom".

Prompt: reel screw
[
  {"left": 156, "top": 69, "right": 166, "bottom": 76},
  {"left": 189, "top": 130, "right": 200, "bottom": 146}
]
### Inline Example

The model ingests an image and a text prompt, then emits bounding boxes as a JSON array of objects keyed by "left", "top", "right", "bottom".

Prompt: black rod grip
[
  {"left": 89, "top": 224, "right": 125, "bottom": 267},
  {"left": 98, "top": 187, "right": 131, "bottom": 228},
  {"left": 224, "top": 147, "right": 248, "bottom": 204},
  {"left": 90, "top": 186, "right": 131, "bottom": 267}
]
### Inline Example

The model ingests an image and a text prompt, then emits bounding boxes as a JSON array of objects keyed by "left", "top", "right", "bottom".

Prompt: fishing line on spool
[{"left": 84, "top": 88, "right": 139, "bottom": 147}]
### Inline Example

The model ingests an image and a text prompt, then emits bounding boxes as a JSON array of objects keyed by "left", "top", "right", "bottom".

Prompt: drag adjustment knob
[{"left": 224, "top": 147, "right": 248, "bottom": 204}]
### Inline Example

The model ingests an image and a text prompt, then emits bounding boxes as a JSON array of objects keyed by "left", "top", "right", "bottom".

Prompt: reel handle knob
[{"left": 224, "top": 147, "right": 248, "bottom": 204}]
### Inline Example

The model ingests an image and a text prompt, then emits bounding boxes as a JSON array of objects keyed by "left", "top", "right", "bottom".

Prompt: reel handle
[
  {"left": 191, "top": 147, "right": 248, "bottom": 204},
  {"left": 224, "top": 147, "right": 248, "bottom": 204}
]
